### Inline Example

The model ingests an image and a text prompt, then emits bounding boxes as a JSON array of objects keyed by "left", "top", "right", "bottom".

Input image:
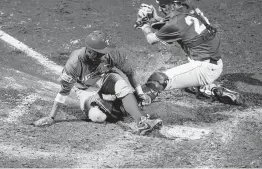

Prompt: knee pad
[
  {"left": 145, "top": 72, "right": 169, "bottom": 92},
  {"left": 88, "top": 106, "right": 107, "bottom": 123},
  {"left": 100, "top": 73, "right": 133, "bottom": 99},
  {"left": 114, "top": 79, "right": 133, "bottom": 98}
]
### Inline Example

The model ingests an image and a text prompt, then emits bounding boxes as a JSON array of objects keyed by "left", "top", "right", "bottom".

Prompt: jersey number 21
[{"left": 185, "top": 9, "right": 210, "bottom": 35}]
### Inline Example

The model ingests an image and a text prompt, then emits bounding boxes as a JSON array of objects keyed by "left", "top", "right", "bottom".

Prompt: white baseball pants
[{"left": 164, "top": 58, "right": 223, "bottom": 90}]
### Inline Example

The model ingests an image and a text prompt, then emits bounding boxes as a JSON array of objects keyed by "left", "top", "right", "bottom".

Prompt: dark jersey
[
  {"left": 155, "top": 9, "right": 221, "bottom": 61},
  {"left": 58, "top": 47, "right": 140, "bottom": 96}
]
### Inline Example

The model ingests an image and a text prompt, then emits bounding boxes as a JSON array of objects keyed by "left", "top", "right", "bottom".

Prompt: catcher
[
  {"left": 135, "top": 0, "right": 243, "bottom": 105},
  {"left": 33, "top": 30, "right": 163, "bottom": 136}
]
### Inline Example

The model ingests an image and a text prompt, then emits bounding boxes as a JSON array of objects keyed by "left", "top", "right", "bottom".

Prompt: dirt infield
[{"left": 0, "top": 0, "right": 262, "bottom": 168}]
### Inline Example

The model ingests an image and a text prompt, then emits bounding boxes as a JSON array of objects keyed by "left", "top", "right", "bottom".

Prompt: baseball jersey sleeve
[
  {"left": 155, "top": 20, "right": 182, "bottom": 44},
  {"left": 58, "top": 50, "right": 81, "bottom": 96},
  {"left": 103, "top": 50, "right": 140, "bottom": 88}
]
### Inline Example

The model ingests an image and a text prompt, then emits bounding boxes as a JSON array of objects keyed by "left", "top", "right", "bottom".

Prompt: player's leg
[
  {"left": 74, "top": 86, "right": 108, "bottom": 123},
  {"left": 142, "top": 59, "right": 223, "bottom": 102},
  {"left": 144, "top": 59, "right": 243, "bottom": 105},
  {"left": 100, "top": 73, "right": 146, "bottom": 123},
  {"left": 164, "top": 59, "right": 223, "bottom": 90},
  {"left": 100, "top": 73, "right": 163, "bottom": 135}
]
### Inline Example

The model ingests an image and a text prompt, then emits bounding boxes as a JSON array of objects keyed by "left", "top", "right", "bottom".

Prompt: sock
[{"left": 122, "top": 93, "right": 142, "bottom": 123}]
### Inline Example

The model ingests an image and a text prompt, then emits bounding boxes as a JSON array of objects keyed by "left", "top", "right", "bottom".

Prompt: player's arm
[
  {"left": 135, "top": 4, "right": 161, "bottom": 45},
  {"left": 50, "top": 71, "right": 76, "bottom": 117},
  {"left": 140, "top": 24, "right": 159, "bottom": 45},
  {"left": 34, "top": 70, "right": 77, "bottom": 127},
  {"left": 104, "top": 51, "right": 140, "bottom": 89},
  {"left": 103, "top": 51, "right": 151, "bottom": 104}
]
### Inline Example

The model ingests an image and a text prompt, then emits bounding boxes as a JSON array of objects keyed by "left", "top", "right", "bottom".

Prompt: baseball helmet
[{"left": 85, "top": 30, "right": 115, "bottom": 54}]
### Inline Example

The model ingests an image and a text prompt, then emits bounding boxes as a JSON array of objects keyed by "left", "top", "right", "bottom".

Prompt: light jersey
[
  {"left": 155, "top": 8, "right": 221, "bottom": 61},
  {"left": 58, "top": 47, "right": 139, "bottom": 96}
]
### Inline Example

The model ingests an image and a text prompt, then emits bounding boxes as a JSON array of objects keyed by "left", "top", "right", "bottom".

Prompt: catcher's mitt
[
  {"left": 33, "top": 116, "right": 54, "bottom": 127},
  {"left": 117, "top": 115, "right": 163, "bottom": 136},
  {"left": 134, "top": 3, "right": 154, "bottom": 29}
]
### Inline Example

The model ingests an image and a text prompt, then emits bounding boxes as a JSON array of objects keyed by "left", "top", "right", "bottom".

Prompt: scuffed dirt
[{"left": 0, "top": 0, "right": 262, "bottom": 168}]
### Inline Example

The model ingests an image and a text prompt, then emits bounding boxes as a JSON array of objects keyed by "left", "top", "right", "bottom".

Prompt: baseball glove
[
  {"left": 117, "top": 115, "right": 163, "bottom": 136},
  {"left": 33, "top": 116, "right": 54, "bottom": 127},
  {"left": 134, "top": 3, "right": 154, "bottom": 29}
]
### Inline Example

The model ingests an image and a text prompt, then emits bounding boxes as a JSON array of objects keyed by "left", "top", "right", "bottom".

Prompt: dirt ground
[{"left": 0, "top": 0, "right": 262, "bottom": 168}]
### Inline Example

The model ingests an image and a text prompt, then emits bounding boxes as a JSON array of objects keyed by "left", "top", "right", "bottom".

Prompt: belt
[{"left": 209, "top": 58, "right": 217, "bottom": 65}]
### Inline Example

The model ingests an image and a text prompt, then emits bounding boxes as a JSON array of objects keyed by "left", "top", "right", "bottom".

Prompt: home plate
[{"left": 159, "top": 125, "right": 211, "bottom": 140}]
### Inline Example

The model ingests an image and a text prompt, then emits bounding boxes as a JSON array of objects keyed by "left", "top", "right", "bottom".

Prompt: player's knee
[
  {"left": 114, "top": 79, "right": 133, "bottom": 98},
  {"left": 145, "top": 72, "right": 169, "bottom": 92},
  {"left": 88, "top": 106, "right": 107, "bottom": 123}
]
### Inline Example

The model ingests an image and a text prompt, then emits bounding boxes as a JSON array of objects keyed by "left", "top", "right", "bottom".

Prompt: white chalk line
[
  {"left": 0, "top": 29, "right": 64, "bottom": 123},
  {"left": 160, "top": 125, "right": 211, "bottom": 140},
  {"left": 5, "top": 94, "right": 39, "bottom": 123},
  {"left": 0, "top": 142, "right": 63, "bottom": 159},
  {"left": 2, "top": 29, "right": 262, "bottom": 142},
  {"left": 0, "top": 30, "right": 63, "bottom": 75},
  {"left": 0, "top": 66, "right": 61, "bottom": 123}
]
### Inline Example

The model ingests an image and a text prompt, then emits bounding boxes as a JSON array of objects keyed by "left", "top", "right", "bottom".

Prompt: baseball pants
[{"left": 164, "top": 58, "right": 223, "bottom": 90}]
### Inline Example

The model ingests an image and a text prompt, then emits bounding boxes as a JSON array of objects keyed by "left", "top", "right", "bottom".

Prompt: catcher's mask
[{"left": 85, "top": 30, "right": 116, "bottom": 54}]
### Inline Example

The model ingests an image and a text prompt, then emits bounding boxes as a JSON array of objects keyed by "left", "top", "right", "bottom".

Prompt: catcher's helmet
[{"left": 85, "top": 30, "right": 115, "bottom": 54}]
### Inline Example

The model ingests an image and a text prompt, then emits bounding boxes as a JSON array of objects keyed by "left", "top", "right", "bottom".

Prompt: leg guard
[
  {"left": 84, "top": 73, "right": 131, "bottom": 122},
  {"left": 100, "top": 73, "right": 134, "bottom": 99},
  {"left": 84, "top": 93, "right": 127, "bottom": 122},
  {"left": 83, "top": 93, "right": 114, "bottom": 120}
]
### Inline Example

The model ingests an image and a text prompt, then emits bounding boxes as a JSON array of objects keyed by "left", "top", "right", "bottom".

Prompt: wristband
[
  {"left": 135, "top": 85, "right": 144, "bottom": 95},
  {"left": 55, "top": 93, "right": 68, "bottom": 104},
  {"left": 141, "top": 24, "right": 150, "bottom": 31}
]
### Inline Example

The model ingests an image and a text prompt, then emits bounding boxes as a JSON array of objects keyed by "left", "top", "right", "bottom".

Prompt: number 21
[{"left": 185, "top": 9, "right": 210, "bottom": 35}]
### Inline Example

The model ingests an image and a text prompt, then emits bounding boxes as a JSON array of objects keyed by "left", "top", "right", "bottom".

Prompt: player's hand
[
  {"left": 135, "top": 4, "right": 154, "bottom": 29},
  {"left": 95, "top": 62, "right": 111, "bottom": 76},
  {"left": 138, "top": 93, "right": 152, "bottom": 106},
  {"left": 33, "top": 116, "right": 55, "bottom": 127}
]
